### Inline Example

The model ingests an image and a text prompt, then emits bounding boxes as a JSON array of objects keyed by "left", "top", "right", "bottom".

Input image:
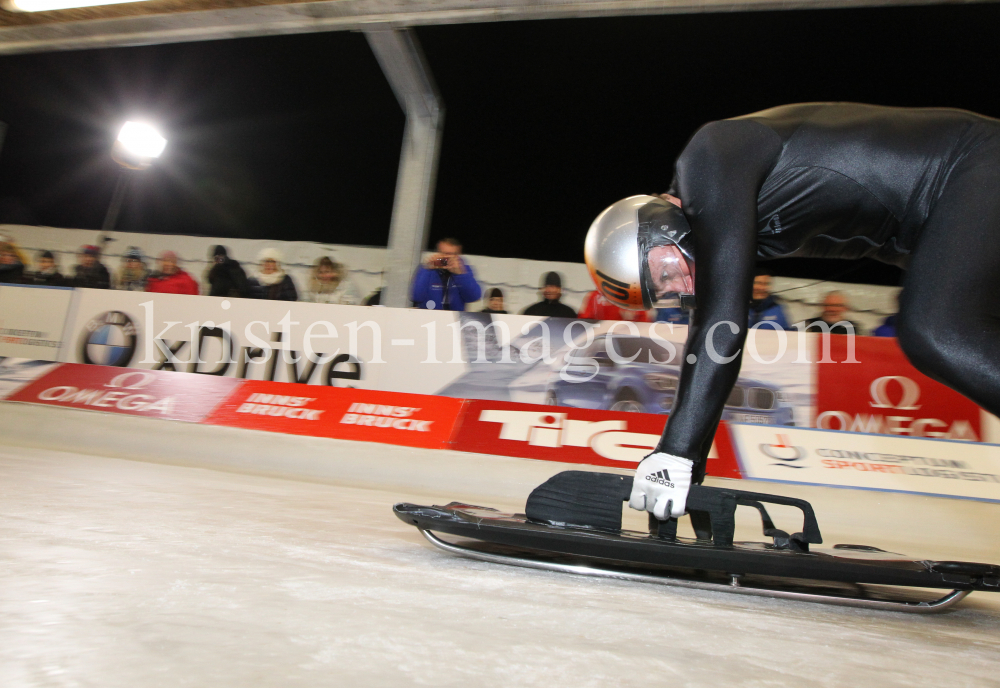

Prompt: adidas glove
[{"left": 628, "top": 452, "right": 693, "bottom": 520}]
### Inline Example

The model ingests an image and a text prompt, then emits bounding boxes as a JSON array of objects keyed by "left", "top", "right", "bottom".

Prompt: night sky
[{"left": 1, "top": 3, "right": 999, "bottom": 285}]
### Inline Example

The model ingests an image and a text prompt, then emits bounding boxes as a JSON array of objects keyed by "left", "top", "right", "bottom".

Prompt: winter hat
[
  {"left": 213, "top": 245, "right": 229, "bottom": 258},
  {"left": 486, "top": 287, "right": 503, "bottom": 299},
  {"left": 81, "top": 245, "right": 100, "bottom": 256},
  {"left": 257, "top": 247, "right": 283, "bottom": 264},
  {"left": 124, "top": 246, "right": 143, "bottom": 261},
  {"left": 542, "top": 271, "right": 562, "bottom": 288}
]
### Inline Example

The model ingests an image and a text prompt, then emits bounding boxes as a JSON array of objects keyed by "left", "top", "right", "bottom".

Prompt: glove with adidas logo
[{"left": 628, "top": 452, "right": 693, "bottom": 520}]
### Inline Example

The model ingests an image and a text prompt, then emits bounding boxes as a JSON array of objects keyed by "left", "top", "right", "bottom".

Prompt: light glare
[
  {"left": 117, "top": 121, "right": 167, "bottom": 160},
  {"left": 6, "top": 0, "right": 152, "bottom": 11}
]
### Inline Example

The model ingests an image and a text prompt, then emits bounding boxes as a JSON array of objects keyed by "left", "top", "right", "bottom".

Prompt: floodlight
[
  {"left": 3, "top": 0, "right": 152, "bottom": 11},
  {"left": 117, "top": 121, "right": 167, "bottom": 159}
]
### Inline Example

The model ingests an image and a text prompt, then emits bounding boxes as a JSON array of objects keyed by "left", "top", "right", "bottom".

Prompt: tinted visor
[{"left": 636, "top": 200, "right": 695, "bottom": 309}]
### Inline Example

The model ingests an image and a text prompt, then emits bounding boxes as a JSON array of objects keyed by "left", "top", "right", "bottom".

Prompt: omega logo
[{"left": 869, "top": 375, "right": 921, "bottom": 410}]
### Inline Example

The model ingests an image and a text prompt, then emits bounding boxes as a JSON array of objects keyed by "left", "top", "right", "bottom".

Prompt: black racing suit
[{"left": 656, "top": 102, "right": 1000, "bottom": 480}]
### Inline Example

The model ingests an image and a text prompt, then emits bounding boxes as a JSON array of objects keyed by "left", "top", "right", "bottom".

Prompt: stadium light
[
  {"left": 2, "top": 0, "right": 154, "bottom": 11},
  {"left": 103, "top": 121, "right": 167, "bottom": 230},
  {"left": 114, "top": 121, "right": 167, "bottom": 165}
]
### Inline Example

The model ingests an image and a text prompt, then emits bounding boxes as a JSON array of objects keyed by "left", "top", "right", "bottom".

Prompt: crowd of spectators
[{"left": 0, "top": 233, "right": 901, "bottom": 335}]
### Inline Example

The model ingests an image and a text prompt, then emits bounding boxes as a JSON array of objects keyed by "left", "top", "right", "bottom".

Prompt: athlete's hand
[{"left": 628, "top": 452, "right": 693, "bottom": 520}]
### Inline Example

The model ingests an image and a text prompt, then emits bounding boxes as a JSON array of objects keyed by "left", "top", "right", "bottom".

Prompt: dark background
[{"left": 1, "top": 3, "right": 998, "bottom": 284}]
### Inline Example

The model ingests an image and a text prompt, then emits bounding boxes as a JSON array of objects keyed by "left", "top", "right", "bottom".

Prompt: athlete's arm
[{"left": 656, "top": 120, "right": 782, "bottom": 470}]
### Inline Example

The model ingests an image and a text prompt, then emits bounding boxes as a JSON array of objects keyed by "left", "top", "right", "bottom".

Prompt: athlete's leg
[{"left": 896, "top": 149, "right": 1000, "bottom": 417}]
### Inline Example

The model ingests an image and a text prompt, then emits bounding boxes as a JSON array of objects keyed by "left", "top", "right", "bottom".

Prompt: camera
[{"left": 435, "top": 256, "right": 449, "bottom": 267}]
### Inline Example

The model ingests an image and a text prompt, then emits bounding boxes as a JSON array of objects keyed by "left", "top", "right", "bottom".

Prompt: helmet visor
[
  {"left": 647, "top": 244, "right": 695, "bottom": 308},
  {"left": 636, "top": 199, "right": 696, "bottom": 310}
]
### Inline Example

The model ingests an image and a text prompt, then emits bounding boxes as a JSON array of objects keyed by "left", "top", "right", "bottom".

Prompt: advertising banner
[
  {"left": 0, "top": 284, "right": 74, "bottom": 359},
  {"left": 0, "top": 357, "right": 60, "bottom": 399},
  {"left": 204, "top": 381, "right": 466, "bottom": 449},
  {"left": 451, "top": 399, "right": 742, "bottom": 477},
  {"left": 729, "top": 423, "right": 1000, "bottom": 502},
  {"left": 8, "top": 363, "right": 243, "bottom": 422},
  {"left": 815, "top": 336, "right": 983, "bottom": 441},
  {"left": 60, "top": 289, "right": 387, "bottom": 389},
  {"left": 437, "top": 316, "right": 814, "bottom": 429}
]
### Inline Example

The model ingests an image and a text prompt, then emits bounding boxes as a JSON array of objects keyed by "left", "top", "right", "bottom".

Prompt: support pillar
[{"left": 365, "top": 28, "right": 444, "bottom": 309}]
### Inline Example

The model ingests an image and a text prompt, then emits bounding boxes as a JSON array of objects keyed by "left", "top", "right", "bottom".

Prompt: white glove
[{"left": 629, "top": 452, "right": 693, "bottom": 520}]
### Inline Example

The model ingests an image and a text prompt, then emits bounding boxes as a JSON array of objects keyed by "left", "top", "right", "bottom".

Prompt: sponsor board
[
  {"left": 815, "top": 336, "right": 983, "bottom": 441},
  {"left": 8, "top": 363, "right": 242, "bottom": 422},
  {"left": 730, "top": 424, "right": 1000, "bottom": 502},
  {"left": 60, "top": 290, "right": 388, "bottom": 388},
  {"left": 204, "top": 381, "right": 466, "bottom": 449},
  {"left": 0, "top": 357, "right": 59, "bottom": 399},
  {"left": 451, "top": 399, "right": 742, "bottom": 477},
  {"left": 0, "top": 284, "right": 75, "bottom": 359}
]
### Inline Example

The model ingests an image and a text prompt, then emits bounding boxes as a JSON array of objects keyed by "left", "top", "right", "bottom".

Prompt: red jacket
[
  {"left": 146, "top": 269, "right": 200, "bottom": 295},
  {"left": 578, "top": 291, "right": 651, "bottom": 322}
]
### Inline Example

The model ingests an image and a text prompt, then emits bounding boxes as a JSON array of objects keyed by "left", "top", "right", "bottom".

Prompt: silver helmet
[{"left": 584, "top": 195, "right": 695, "bottom": 311}]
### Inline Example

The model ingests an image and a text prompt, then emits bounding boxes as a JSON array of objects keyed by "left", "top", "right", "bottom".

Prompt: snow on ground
[{"left": 1, "top": 440, "right": 999, "bottom": 688}]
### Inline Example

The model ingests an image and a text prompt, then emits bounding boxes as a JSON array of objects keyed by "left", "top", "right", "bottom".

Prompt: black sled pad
[{"left": 525, "top": 471, "right": 632, "bottom": 531}]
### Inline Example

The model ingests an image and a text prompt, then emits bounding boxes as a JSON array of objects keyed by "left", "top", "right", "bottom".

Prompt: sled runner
[{"left": 393, "top": 471, "right": 1000, "bottom": 613}]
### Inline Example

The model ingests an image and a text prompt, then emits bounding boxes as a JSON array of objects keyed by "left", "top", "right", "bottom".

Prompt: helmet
[{"left": 584, "top": 195, "right": 695, "bottom": 311}]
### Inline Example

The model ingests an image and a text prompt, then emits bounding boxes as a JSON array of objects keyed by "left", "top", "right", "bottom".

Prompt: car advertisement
[
  {"left": 60, "top": 289, "right": 391, "bottom": 389},
  {"left": 729, "top": 423, "right": 1000, "bottom": 502},
  {"left": 438, "top": 316, "right": 814, "bottom": 430}
]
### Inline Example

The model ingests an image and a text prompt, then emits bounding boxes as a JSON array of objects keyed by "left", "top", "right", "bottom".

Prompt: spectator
[
  {"left": 248, "top": 248, "right": 298, "bottom": 301},
  {"left": 873, "top": 294, "right": 899, "bottom": 337},
  {"left": 207, "top": 245, "right": 249, "bottom": 298},
  {"left": 72, "top": 245, "right": 111, "bottom": 289},
  {"left": 522, "top": 271, "right": 577, "bottom": 318},
  {"left": 481, "top": 287, "right": 507, "bottom": 314},
  {"left": 26, "top": 250, "right": 67, "bottom": 286},
  {"left": 801, "top": 290, "right": 862, "bottom": 335},
  {"left": 655, "top": 306, "right": 689, "bottom": 325},
  {"left": 748, "top": 269, "right": 791, "bottom": 330},
  {"left": 579, "top": 289, "right": 652, "bottom": 322},
  {"left": 114, "top": 246, "right": 148, "bottom": 291},
  {"left": 364, "top": 288, "right": 383, "bottom": 306},
  {"left": 0, "top": 241, "right": 25, "bottom": 284},
  {"left": 305, "top": 256, "right": 361, "bottom": 305},
  {"left": 411, "top": 238, "right": 481, "bottom": 311},
  {"left": 146, "top": 251, "right": 200, "bottom": 295}
]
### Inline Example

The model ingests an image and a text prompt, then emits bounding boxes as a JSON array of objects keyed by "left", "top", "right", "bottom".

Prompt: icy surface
[{"left": 1, "top": 445, "right": 999, "bottom": 688}]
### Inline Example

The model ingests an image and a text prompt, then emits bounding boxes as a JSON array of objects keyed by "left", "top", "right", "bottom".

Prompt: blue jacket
[
  {"left": 748, "top": 296, "right": 790, "bottom": 330},
  {"left": 873, "top": 315, "right": 896, "bottom": 337},
  {"left": 656, "top": 307, "right": 690, "bottom": 325},
  {"left": 411, "top": 264, "right": 482, "bottom": 311}
]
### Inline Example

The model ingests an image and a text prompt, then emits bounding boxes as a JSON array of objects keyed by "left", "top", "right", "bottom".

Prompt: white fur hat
[{"left": 257, "top": 247, "right": 283, "bottom": 264}]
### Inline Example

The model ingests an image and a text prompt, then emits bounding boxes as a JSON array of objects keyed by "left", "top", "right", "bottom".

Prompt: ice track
[{"left": 1, "top": 414, "right": 1000, "bottom": 687}]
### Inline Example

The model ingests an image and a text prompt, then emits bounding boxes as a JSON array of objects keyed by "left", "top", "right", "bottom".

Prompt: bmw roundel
[{"left": 79, "top": 311, "right": 137, "bottom": 367}]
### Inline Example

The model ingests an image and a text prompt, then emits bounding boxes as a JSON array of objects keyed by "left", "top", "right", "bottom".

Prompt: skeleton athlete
[{"left": 583, "top": 102, "right": 1000, "bottom": 520}]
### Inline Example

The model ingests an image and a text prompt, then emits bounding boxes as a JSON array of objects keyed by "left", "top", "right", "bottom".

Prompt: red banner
[
  {"left": 204, "top": 381, "right": 466, "bottom": 449},
  {"left": 8, "top": 363, "right": 242, "bottom": 422},
  {"left": 815, "top": 336, "right": 982, "bottom": 441},
  {"left": 451, "top": 399, "right": 742, "bottom": 478}
]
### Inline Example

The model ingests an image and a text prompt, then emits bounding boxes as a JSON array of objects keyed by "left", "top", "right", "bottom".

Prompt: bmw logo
[{"left": 79, "top": 311, "right": 137, "bottom": 367}]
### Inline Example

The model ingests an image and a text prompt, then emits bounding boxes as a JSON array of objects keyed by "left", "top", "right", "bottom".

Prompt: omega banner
[{"left": 814, "top": 337, "right": 993, "bottom": 442}]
